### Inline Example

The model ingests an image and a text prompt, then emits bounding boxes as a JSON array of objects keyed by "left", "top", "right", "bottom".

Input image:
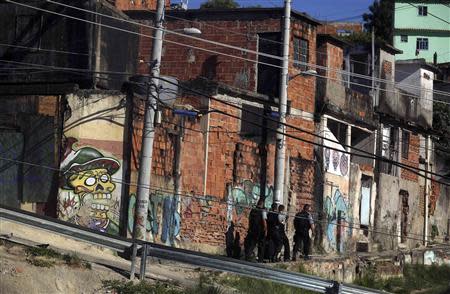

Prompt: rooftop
[{"left": 125, "top": 7, "right": 322, "bottom": 26}]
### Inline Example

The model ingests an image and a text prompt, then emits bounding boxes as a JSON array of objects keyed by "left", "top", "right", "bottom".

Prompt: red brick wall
[
  {"left": 131, "top": 13, "right": 319, "bottom": 248},
  {"left": 401, "top": 133, "right": 420, "bottom": 182},
  {"left": 138, "top": 16, "right": 317, "bottom": 114},
  {"left": 288, "top": 20, "right": 317, "bottom": 113},
  {"left": 113, "top": 0, "right": 170, "bottom": 10}
]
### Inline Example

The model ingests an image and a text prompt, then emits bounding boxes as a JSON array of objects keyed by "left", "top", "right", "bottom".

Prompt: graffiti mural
[
  {"left": 324, "top": 188, "right": 353, "bottom": 252},
  {"left": 226, "top": 180, "right": 274, "bottom": 224},
  {"left": 58, "top": 138, "right": 121, "bottom": 234},
  {"left": 128, "top": 192, "right": 181, "bottom": 246}
]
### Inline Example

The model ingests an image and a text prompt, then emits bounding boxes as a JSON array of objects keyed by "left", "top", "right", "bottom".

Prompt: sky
[{"left": 185, "top": 0, "right": 375, "bottom": 22}]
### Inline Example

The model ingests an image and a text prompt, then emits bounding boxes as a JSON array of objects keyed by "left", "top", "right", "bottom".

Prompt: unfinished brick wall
[
  {"left": 288, "top": 19, "right": 317, "bottom": 113},
  {"left": 113, "top": 0, "right": 170, "bottom": 10},
  {"left": 137, "top": 12, "right": 318, "bottom": 113},
  {"left": 130, "top": 10, "right": 320, "bottom": 249},
  {"left": 401, "top": 133, "right": 420, "bottom": 182}
]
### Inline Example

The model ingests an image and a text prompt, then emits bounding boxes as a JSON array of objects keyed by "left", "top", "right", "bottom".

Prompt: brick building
[
  {"left": 124, "top": 8, "right": 322, "bottom": 250},
  {"left": 109, "top": 0, "right": 170, "bottom": 10}
]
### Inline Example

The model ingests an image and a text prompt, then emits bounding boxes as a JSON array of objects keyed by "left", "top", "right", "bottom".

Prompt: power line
[
  {"left": 21, "top": 0, "right": 450, "bottom": 99},
  {"left": 0, "top": 79, "right": 446, "bottom": 244},
  {"left": 0, "top": 154, "right": 447, "bottom": 245},
  {"left": 0, "top": 57, "right": 448, "bottom": 182},
  {"left": 407, "top": 2, "right": 450, "bottom": 25},
  {"left": 155, "top": 76, "right": 450, "bottom": 183},
  {"left": 157, "top": 8, "right": 450, "bottom": 85},
  {"left": 2, "top": 54, "right": 450, "bottom": 109},
  {"left": 0, "top": 42, "right": 89, "bottom": 56}
]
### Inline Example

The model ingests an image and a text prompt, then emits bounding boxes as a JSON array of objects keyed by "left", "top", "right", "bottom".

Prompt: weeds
[
  {"left": 217, "top": 274, "right": 316, "bottom": 294},
  {"left": 27, "top": 257, "right": 56, "bottom": 268},
  {"left": 354, "top": 264, "right": 450, "bottom": 294},
  {"left": 25, "top": 247, "right": 91, "bottom": 269},
  {"left": 102, "top": 280, "right": 182, "bottom": 294}
]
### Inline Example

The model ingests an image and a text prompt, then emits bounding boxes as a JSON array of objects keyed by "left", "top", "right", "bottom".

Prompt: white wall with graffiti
[
  {"left": 58, "top": 93, "right": 126, "bottom": 235},
  {"left": 322, "top": 124, "right": 354, "bottom": 252}
]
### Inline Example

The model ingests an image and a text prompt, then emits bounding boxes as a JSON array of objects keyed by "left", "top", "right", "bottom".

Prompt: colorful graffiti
[
  {"left": 324, "top": 189, "right": 353, "bottom": 252},
  {"left": 58, "top": 138, "right": 121, "bottom": 234},
  {"left": 226, "top": 180, "right": 274, "bottom": 223},
  {"left": 128, "top": 192, "right": 181, "bottom": 246}
]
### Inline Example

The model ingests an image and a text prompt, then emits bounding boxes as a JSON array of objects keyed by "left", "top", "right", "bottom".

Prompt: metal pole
[
  {"left": 371, "top": 27, "right": 376, "bottom": 107},
  {"left": 139, "top": 244, "right": 148, "bottom": 280},
  {"left": 274, "top": 0, "right": 291, "bottom": 204},
  {"left": 133, "top": 0, "right": 165, "bottom": 241},
  {"left": 424, "top": 135, "right": 431, "bottom": 246}
]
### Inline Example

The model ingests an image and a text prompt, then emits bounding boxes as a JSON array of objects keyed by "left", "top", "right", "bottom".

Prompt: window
[
  {"left": 416, "top": 38, "right": 429, "bottom": 51},
  {"left": 400, "top": 35, "right": 408, "bottom": 43},
  {"left": 257, "top": 33, "right": 281, "bottom": 98},
  {"left": 294, "top": 37, "right": 308, "bottom": 71},
  {"left": 402, "top": 130, "right": 410, "bottom": 159},
  {"left": 418, "top": 6, "right": 428, "bottom": 16}
]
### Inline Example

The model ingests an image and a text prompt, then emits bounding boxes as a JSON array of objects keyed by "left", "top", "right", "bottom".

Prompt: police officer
[
  {"left": 292, "top": 204, "right": 314, "bottom": 261},
  {"left": 244, "top": 199, "right": 267, "bottom": 262},
  {"left": 277, "top": 204, "right": 290, "bottom": 261},
  {"left": 266, "top": 203, "right": 280, "bottom": 262}
]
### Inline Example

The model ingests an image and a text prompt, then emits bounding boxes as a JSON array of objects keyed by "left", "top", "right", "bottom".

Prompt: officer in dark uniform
[
  {"left": 277, "top": 204, "right": 290, "bottom": 261},
  {"left": 292, "top": 204, "right": 314, "bottom": 261},
  {"left": 266, "top": 203, "right": 280, "bottom": 262},
  {"left": 244, "top": 199, "right": 267, "bottom": 262}
]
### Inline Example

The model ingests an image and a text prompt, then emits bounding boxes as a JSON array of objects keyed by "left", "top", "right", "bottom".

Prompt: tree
[
  {"left": 362, "top": 0, "right": 394, "bottom": 44},
  {"left": 200, "top": 0, "right": 240, "bottom": 9}
]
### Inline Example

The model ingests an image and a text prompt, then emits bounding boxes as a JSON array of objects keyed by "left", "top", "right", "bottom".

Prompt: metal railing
[{"left": 0, "top": 205, "right": 385, "bottom": 294}]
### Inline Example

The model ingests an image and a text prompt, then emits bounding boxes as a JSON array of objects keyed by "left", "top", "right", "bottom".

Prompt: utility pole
[
  {"left": 371, "top": 26, "right": 376, "bottom": 107},
  {"left": 273, "top": 0, "right": 291, "bottom": 205},
  {"left": 133, "top": 0, "right": 165, "bottom": 241}
]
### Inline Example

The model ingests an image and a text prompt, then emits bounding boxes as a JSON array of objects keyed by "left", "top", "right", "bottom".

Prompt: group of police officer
[{"left": 242, "top": 199, "right": 315, "bottom": 263}]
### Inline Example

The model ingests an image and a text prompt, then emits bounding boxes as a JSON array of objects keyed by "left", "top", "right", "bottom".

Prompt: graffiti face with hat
[{"left": 59, "top": 140, "right": 120, "bottom": 234}]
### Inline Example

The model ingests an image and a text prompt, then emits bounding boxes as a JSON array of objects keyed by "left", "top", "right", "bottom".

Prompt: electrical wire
[
  {"left": 0, "top": 154, "right": 447, "bottom": 245},
  {"left": 0, "top": 58, "right": 448, "bottom": 182},
  {"left": 17, "top": 0, "right": 450, "bottom": 99},
  {"left": 407, "top": 2, "right": 450, "bottom": 25}
]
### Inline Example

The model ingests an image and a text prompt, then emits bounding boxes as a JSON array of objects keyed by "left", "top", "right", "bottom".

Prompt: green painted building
[{"left": 393, "top": 1, "right": 450, "bottom": 63}]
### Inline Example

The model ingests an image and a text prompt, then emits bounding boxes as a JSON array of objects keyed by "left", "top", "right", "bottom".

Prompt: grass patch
[
  {"left": 25, "top": 247, "right": 91, "bottom": 269},
  {"left": 102, "top": 280, "right": 183, "bottom": 294},
  {"left": 354, "top": 264, "right": 450, "bottom": 294},
  {"left": 217, "top": 274, "right": 316, "bottom": 294},
  {"left": 102, "top": 278, "right": 224, "bottom": 294},
  {"left": 27, "top": 257, "right": 56, "bottom": 268},
  {"left": 62, "top": 254, "right": 91, "bottom": 269},
  {"left": 26, "top": 247, "right": 62, "bottom": 259}
]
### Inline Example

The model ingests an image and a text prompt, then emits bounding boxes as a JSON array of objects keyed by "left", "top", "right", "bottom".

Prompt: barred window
[
  {"left": 293, "top": 37, "right": 308, "bottom": 71},
  {"left": 418, "top": 6, "right": 428, "bottom": 16},
  {"left": 416, "top": 38, "right": 428, "bottom": 51}
]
